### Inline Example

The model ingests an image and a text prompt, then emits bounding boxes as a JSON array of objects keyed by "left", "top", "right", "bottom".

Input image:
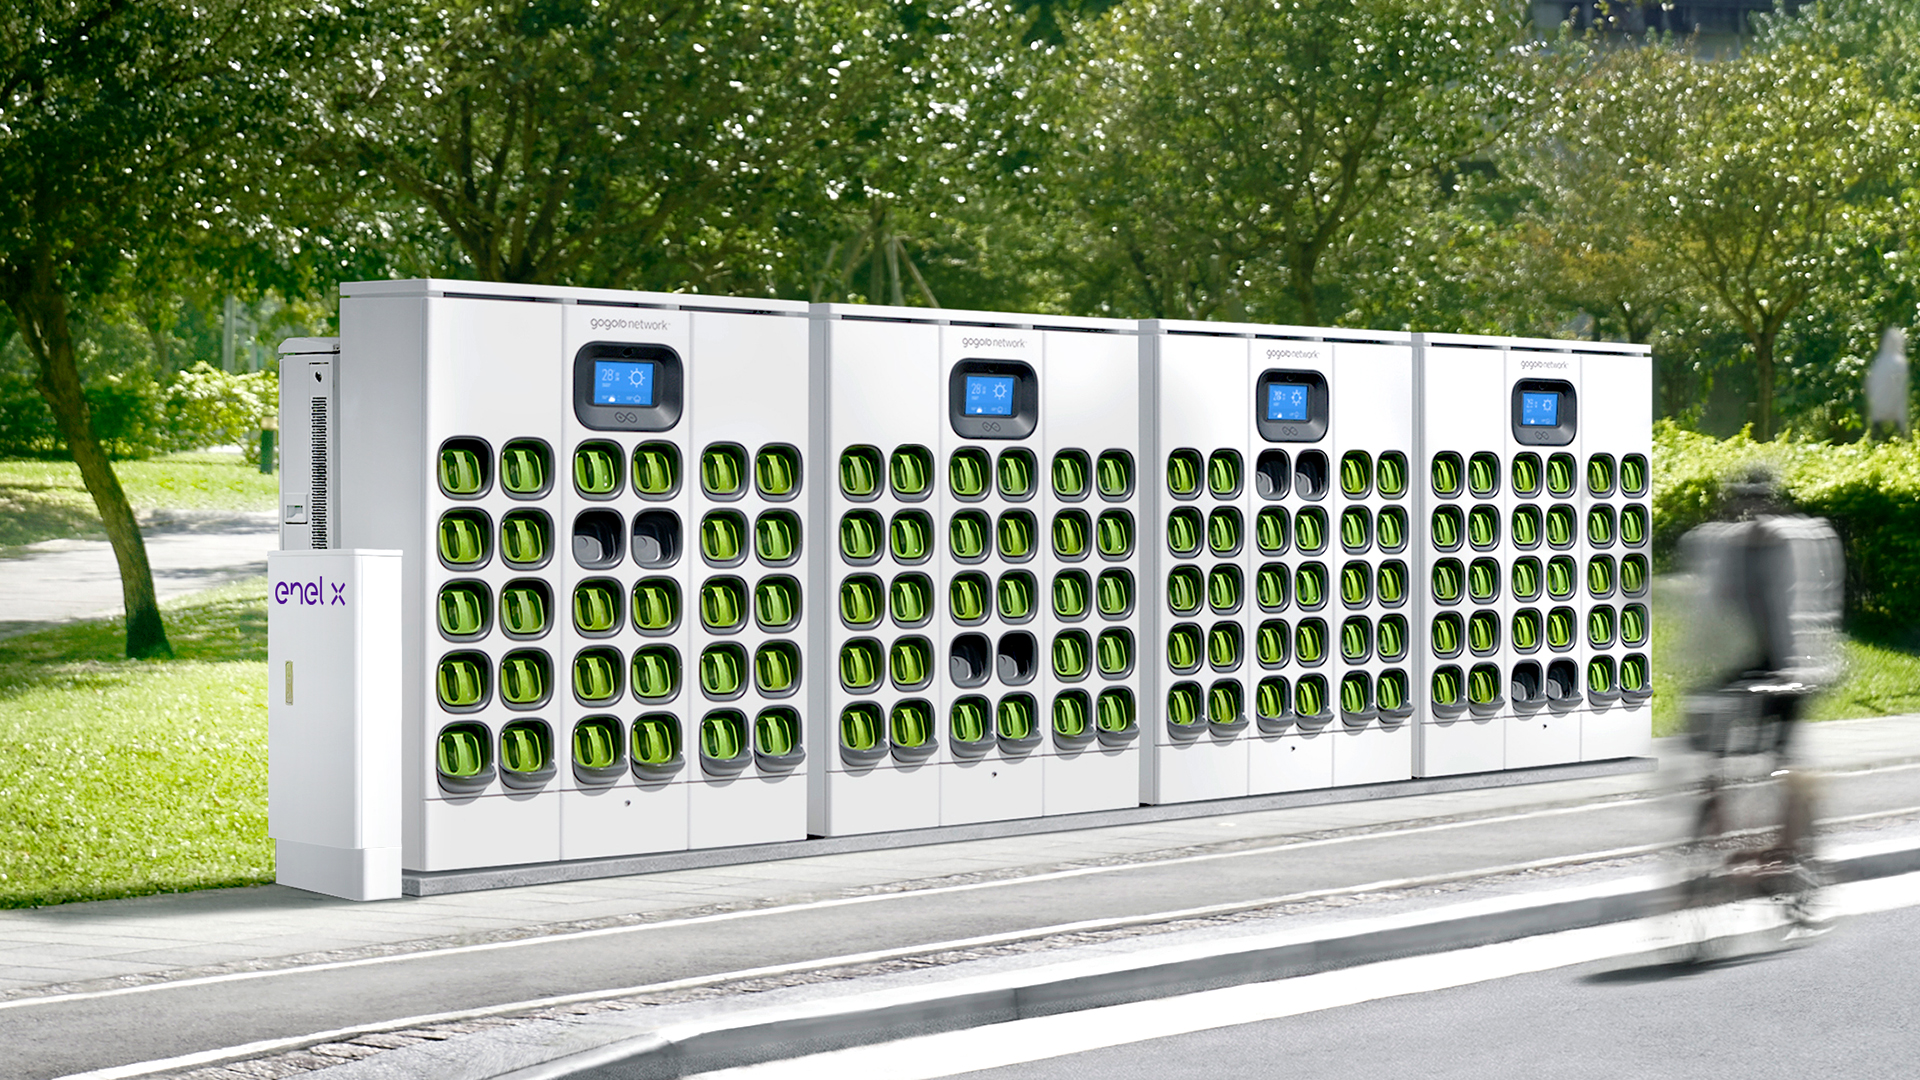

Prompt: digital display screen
[
  {"left": 1520, "top": 391, "right": 1560, "bottom": 427},
  {"left": 1266, "top": 383, "right": 1310, "bottom": 422},
  {"left": 964, "top": 375, "right": 1017, "bottom": 416},
  {"left": 593, "top": 360, "right": 656, "bottom": 407}
]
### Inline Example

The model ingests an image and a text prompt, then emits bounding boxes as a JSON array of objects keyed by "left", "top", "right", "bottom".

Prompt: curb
[{"left": 507, "top": 836, "right": 1920, "bottom": 1080}]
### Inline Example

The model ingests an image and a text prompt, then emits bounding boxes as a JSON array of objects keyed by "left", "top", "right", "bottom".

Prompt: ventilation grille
[{"left": 310, "top": 395, "right": 330, "bottom": 547}]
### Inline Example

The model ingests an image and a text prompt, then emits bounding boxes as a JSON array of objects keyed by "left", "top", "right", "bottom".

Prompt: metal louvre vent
[{"left": 310, "top": 395, "right": 330, "bottom": 547}]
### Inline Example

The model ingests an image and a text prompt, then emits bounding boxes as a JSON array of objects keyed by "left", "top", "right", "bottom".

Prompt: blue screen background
[
  {"left": 1266, "top": 383, "right": 1310, "bottom": 422},
  {"left": 964, "top": 375, "right": 1017, "bottom": 416},
  {"left": 1521, "top": 391, "right": 1559, "bottom": 427},
  {"left": 594, "top": 361, "right": 655, "bottom": 406}
]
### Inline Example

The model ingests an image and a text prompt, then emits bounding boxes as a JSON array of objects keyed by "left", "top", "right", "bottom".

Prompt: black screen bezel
[
  {"left": 1510, "top": 378, "right": 1577, "bottom": 446},
  {"left": 949, "top": 359, "right": 1038, "bottom": 440},
  {"left": 573, "top": 342, "right": 685, "bottom": 432},
  {"left": 1255, "top": 369, "right": 1330, "bottom": 443}
]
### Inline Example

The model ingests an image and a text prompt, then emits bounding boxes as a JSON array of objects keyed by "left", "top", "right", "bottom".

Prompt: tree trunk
[
  {"left": 1288, "top": 245, "right": 1321, "bottom": 327},
  {"left": 1755, "top": 331, "right": 1776, "bottom": 442},
  {"left": 6, "top": 265, "right": 173, "bottom": 659}
]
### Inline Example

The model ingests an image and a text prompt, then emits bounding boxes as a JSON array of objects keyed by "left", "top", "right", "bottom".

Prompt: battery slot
[
  {"left": 950, "top": 634, "right": 993, "bottom": 689},
  {"left": 996, "top": 631, "right": 1037, "bottom": 685},
  {"left": 997, "top": 693, "right": 1043, "bottom": 753},
  {"left": 499, "top": 719, "right": 556, "bottom": 791},
  {"left": 631, "top": 714, "right": 683, "bottom": 781},
  {"left": 754, "top": 708, "right": 806, "bottom": 771},
  {"left": 949, "top": 696, "right": 995, "bottom": 758},
  {"left": 628, "top": 510, "right": 680, "bottom": 568},
  {"left": 701, "top": 710, "right": 754, "bottom": 776},
  {"left": 1545, "top": 659, "right": 1580, "bottom": 707},
  {"left": 1095, "top": 688, "right": 1139, "bottom": 746},
  {"left": 1053, "top": 690, "right": 1096, "bottom": 750},
  {"left": 572, "top": 716, "right": 627, "bottom": 786},
  {"left": 1254, "top": 450, "right": 1292, "bottom": 499},
  {"left": 890, "top": 700, "right": 938, "bottom": 763},
  {"left": 1510, "top": 660, "right": 1545, "bottom": 709},
  {"left": 571, "top": 510, "right": 625, "bottom": 568}
]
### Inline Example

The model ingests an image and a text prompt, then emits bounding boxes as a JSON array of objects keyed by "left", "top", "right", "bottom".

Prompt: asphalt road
[
  {"left": 962, "top": 892, "right": 1920, "bottom": 1080},
  {"left": 7, "top": 764, "right": 1917, "bottom": 1080}
]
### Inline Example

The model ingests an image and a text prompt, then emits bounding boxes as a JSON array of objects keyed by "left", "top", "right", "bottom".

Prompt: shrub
[
  {"left": 1653, "top": 421, "right": 1920, "bottom": 630},
  {"left": 162, "top": 363, "right": 278, "bottom": 464},
  {"left": 0, "top": 363, "right": 277, "bottom": 462}
]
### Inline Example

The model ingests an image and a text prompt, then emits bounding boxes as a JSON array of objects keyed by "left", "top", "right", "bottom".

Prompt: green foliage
[
  {"left": 1653, "top": 422, "right": 1920, "bottom": 630},
  {"left": 0, "top": 580, "right": 270, "bottom": 908},
  {"left": 163, "top": 364, "right": 278, "bottom": 464},
  {"left": 0, "top": 364, "right": 277, "bottom": 461}
]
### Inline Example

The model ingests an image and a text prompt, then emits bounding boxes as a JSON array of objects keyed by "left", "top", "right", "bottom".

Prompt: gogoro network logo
[
  {"left": 274, "top": 576, "right": 346, "bottom": 606},
  {"left": 962, "top": 336, "right": 1027, "bottom": 350},
  {"left": 1265, "top": 347, "right": 1323, "bottom": 361},
  {"left": 589, "top": 317, "right": 672, "bottom": 332},
  {"left": 1519, "top": 359, "right": 1569, "bottom": 371}
]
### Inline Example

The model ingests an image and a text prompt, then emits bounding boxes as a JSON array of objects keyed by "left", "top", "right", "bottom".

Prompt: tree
[
  {"left": 313, "top": 0, "right": 866, "bottom": 293},
  {"left": 1601, "top": 41, "right": 1911, "bottom": 440},
  {"left": 0, "top": 1, "right": 310, "bottom": 657},
  {"left": 1036, "top": 0, "right": 1547, "bottom": 323}
]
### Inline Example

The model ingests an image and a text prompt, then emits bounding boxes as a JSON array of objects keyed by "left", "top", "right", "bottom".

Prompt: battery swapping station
[
  {"left": 285, "top": 280, "right": 810, "bottom": 876},
  {"left": 1139, "top": 322, "right": 1414, "bottom": 805},
  {"left": 810, "top": 305, "right": 1142, "bottom": 835},
  {"left": 1412, "top": 335, "right": 1652, "bottom": 777}
]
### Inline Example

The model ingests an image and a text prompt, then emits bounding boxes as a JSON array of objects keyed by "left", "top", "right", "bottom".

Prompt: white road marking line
[{"left": 687, "top": 870, "right": 1920, "bottom": 1080}]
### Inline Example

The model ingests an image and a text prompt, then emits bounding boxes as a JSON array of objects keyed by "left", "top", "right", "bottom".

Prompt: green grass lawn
[
  {"left": 0, "top": 453, "right": 277, "bottom": 553},
  {"left": 0, "top": 579, "right": 270, "bottom": 908}
]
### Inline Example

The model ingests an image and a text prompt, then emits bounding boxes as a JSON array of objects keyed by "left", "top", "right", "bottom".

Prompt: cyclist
[{"left": 1678, "top": 465, "right": 1843, "bottom": 932}]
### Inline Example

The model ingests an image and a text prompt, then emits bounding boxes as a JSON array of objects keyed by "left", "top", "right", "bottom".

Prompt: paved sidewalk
[
  {"left": 2, "top": 714, "right": 1914, "bottom": 1002},
  {"left": 0, "top": 510, "right": 276, "bottom": 638}
]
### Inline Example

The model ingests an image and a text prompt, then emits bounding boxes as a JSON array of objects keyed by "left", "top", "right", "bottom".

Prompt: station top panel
[
  {"left": 812, "top": 301, "right": 1135, "bottom": 336},
  {"left": 1418, "top": 331, "right": 1649, "bottom": 357},
  {"left": 338, "top": 278, "right": 808, "bottom": 317},
  {"left": 1141, "top": 318, "right": 1413, "bottom": 346}
]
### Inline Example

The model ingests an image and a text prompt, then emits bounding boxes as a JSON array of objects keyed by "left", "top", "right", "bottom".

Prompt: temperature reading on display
[
  {"left": 1266, "top": 383, "right": 1309, "bottom": 422},
  {"left": 1521, "top": 391, "right": 1559, "bottom": 427},
  {"left": 593, "top": 360, "right": 656, "bottom": 407},
  {"left": 964, "top": 375, "right": 1016, "bottom": 416}
]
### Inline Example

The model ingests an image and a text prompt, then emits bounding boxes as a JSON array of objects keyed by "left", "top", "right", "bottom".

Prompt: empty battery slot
[
  {"left": 950, "top": 633, "right": 992, "bottom": 687},
  {"left": 1546, "top": 659, "right": 1579, "bottom": 702},
  {"left": 1294, "top": 451, "right": 1329, "bottom": 500},
  {"left": 1510, "top": 661, "right": 1544, "bottom": 706},
  {"left": 997, "top": 631, "right": 1037, "bottom": 685},
  {"left": 1254, "top": 449, "right": 1292, "bottom": 499},
  {"left": 632, "top": 441, "right": 681, "bottom": 498},
  {"left": 571, "top": 509, "right": 625, "bottom": 568}
]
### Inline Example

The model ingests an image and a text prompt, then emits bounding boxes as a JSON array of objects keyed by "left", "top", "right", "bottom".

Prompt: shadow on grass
[
  {"left": 0, "top": 482, "right": 105, "bottom": 551},
  {"left": 0, "top": 577, "right": 267, "bottom": 700}
]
